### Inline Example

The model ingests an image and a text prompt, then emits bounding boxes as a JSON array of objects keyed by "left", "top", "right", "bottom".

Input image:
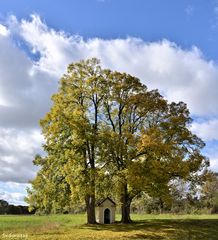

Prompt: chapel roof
[{"left": 96, "top": 197, "right": 116, "bottom": 206}]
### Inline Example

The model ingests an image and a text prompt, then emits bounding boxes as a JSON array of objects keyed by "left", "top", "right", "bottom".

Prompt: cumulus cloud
[
  {"left": 0, "top": 182, "right": 29, "bottom": 205},
  {"left": 210, "top": 156, "right": 218, "bottom": 173},
  {"left": 0, "top": 18, "right": 58, "bottom": 190},
  {"left": 0, "top": 24, "right": 9, "bottom": 36},
  {"left": 0, "top": 128, "right": 42, "bottom": 183},
  {"left": 191, "top": 119, "right": 218, "bottom": 141},
  {"left": 8, "top": 15, "right": 218, "bottom": 117},
  {"left": 7, "top": 14, "right": 77, "bottom": 77},
  {"left": 0, "top": 14, "right": 218, "bottom": 198},
  {"left": 0, "top": 192, "right": 26, "bottom": 205},
  {"left": 0, "top": 28, "right": 57, "bottom": 126},
  {"left": 203, "top": 143, "right": 218, "bottom": 172}
]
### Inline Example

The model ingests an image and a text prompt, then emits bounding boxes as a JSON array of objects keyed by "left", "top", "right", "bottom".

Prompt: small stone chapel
[{"left": 95, "top": 197, "right": 116, "bottom": 224}]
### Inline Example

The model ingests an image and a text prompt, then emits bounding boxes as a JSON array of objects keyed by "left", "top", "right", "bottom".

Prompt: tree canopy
[{"left": 26, "top": 58, "right": 209, "bottom": 223}]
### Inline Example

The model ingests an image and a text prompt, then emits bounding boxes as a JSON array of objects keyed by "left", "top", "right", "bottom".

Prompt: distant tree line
[
  {"left": 25, "top": 172, "right": 218, "bottom": 216},
  {"left": 131, "top": 172, "right": 218, "bottom": 214},
  {"left": 0, "top": 199, "right": 34, "bottom": 215}
]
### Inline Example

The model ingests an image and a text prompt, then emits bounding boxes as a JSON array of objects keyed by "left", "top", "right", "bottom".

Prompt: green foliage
[
  {"left": 0, "top": 200, "right": 32, "bottom": 215},
  {"left": 200, "top": 172, "right": 218, "bottom": 213},
  {"left": 26, "top": 154, "right": 72, "bottom": 214},
  {"left": 0, "top": 199, "right": 8, "bottom": 208}
]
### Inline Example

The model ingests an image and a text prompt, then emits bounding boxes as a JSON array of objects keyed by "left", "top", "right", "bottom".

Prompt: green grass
[{"left": 0, "top": 214, "right": 218, "bottom": 240}]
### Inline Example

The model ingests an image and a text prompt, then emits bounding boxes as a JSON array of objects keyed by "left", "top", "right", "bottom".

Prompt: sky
[{"left": 0, "top": 0, "right": 218, "bottom": 205}]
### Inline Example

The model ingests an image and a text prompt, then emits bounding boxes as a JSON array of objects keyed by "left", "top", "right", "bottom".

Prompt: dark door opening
[{"left": 104, "top": 208, "right": 110, "bottom": 224}]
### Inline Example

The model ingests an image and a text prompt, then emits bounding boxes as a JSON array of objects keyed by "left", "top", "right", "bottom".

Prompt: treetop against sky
[{"left": 0, "top": 0, "right": 217, "bottom": 205}]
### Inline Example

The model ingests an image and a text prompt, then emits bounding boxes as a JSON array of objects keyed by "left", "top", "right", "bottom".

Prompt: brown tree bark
[
  {"left": 120, "top": 184, "right": 133, "bottom": 224},
  {"left": 85, "top": 194, "right": 96, "bottom": 224}
]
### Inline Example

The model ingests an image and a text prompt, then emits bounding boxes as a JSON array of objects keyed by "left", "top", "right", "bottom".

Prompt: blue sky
[
  {"left": 0, "top": 0, "right": 218, "bottom": 205},
  {"left": 1, "top": 0, "right": 218, "bottom": 59}
]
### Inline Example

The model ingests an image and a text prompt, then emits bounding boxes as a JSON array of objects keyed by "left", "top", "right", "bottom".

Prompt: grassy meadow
[{"left": 0, "top": 214, "right": 218, "bottom": 240}]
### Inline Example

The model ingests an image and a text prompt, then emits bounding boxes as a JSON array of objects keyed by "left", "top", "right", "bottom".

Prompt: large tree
[
  {"left": 27, "top": 59, "right": 107, "bottom": 223},
  {"left": 27, "top": 58, "right": 208, "bottom": 223},
  {"left": 96, "top": 70, "right": 208, "bottom": 222}
]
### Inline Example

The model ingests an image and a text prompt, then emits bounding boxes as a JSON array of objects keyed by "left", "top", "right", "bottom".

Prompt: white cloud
[
  {"left": 0, "top": 25, "right": 58, "bottom": 127},
  {"left": 204, "top": 144, "right": 218, "bottom": 173},
  {"left": 0, "top": 192, "right": 26, "bottom": 205},
  {"left": 8, "top": 14, "right": 77, "bottom": 77},
  {"left": 0, "top": 182, "right": 29, "bottom": 205},
  {"left": 0, "top": 18, "right": 56, "bottom": 188},
  {"left": 210, "top": 157, "right": 218, "bottom": 173},
  {"left": 191, "top": 119, "right": 218, "bottom": 141},
  {"left": 0, "top": 24, "right": 9, "bottom": 36},
  {"left": 9, "top": 15, "right": 218, "bottom": 117},
  {"left": 0, "top": 128, "right": 42, "bottom": 183}
]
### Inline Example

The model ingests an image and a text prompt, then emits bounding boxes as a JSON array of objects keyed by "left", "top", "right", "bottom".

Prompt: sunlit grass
[{"left": 0, "top": 214, "right": 218, "bottom": 239}]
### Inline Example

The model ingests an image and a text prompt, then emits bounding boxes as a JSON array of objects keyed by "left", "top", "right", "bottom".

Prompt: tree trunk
[
  {"left": 120, "top": 184, "right": 132, "bottom": 224},
  {"left": 86, "top": 194, "right": 96, "bottom": 224},
  {"left": 159, "top": 198, "right": 164, "bottom": 214}
]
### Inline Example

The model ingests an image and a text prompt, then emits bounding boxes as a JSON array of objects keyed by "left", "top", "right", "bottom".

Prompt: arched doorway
[{"left": 104, "top": 208, "right": 110, "bottom": 224}]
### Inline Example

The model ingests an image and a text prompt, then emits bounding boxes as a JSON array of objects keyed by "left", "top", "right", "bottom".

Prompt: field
[{"left": 0, "top": 214, "right": 218, "bottom": 240}]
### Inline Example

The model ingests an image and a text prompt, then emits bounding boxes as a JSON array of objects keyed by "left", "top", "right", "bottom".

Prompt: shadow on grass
[{"left": 82, "top": 219, "right": 218, "bottom": 240}]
